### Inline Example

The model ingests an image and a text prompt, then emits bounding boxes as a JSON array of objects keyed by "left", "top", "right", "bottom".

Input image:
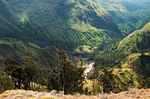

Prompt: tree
[
  {"left": 48, "top": 49, "right": 84, "bottom": 94},
  {"left": 0, "top": 68, "right": 13, "bottom": 93},
  {"left": 97, "top": 67, "right": 114, "bottom": 93},
  {"left": 5, "top": 56, "right": 46, "bottom": 90},
  {"left": 5, "top": 57, "right": 26, "bottom": 89}
]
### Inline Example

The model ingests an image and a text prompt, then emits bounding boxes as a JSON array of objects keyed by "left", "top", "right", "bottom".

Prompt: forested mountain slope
[
  {"left": 1, "top": 0, "right": 150, "bottom": 60},
  {"left": 118, "top": 0, "right": 150, "bottom": 33},
  {"left": 0, "top": 0, "right": 150, "bottom": 96},
  {"left": 0, "top": 0, "right": 124, "bottom": 66},
  {"left": 93, "top": 0, "right": 150, "bottom": 34},
  {"left": 0, "top": 0, "right": 121, "bottom": 49},
  {"left": 94, "top": 22, "right": 150, "bottom": 92},
  {"left": 95, "top": 21, "right": 150, "bottom": 67},
  {"left": 118, "top": 22, "right": 150, "bottom": 54},
  {"left": 0, "top": 39, "right": 56, "bottom": 67}
]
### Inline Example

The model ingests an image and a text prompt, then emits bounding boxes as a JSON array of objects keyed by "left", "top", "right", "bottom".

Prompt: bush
[{"left": 0, "top": 69, "right": 14, "bottom": 93}]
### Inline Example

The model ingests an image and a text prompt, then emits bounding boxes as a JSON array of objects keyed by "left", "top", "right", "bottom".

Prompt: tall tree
[
  {"left": 5, "top": 57, "right": 26, "bottom": 89},
  {"left": 5, "top": 56, "right": 46, "bottom": 90},
  {"left": 48, "top": 49, "right": 84, "bottom": 94},
  {"left": 0, "top": 68, "right": 14, "bottom": 92}
]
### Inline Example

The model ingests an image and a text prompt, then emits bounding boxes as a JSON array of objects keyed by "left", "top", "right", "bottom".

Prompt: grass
[
  {"left": 39, "top": 97, "right": 54, "bottom": 99},
  {"left": 113, "top": 68, "right": 139, "bottom": 87},
  {"left": 1, "top": 89, "right": 150, "bottom": 99},
  {"left": 0, "top": 0, "right": 122, "bottom": 65},
  {"left": 76, "top": 45, "right": 94, "bottom": 54},
  {"left": 118, "top": 22, "right": 150, "bottom": 53},
  {"left": 112, "top": 53, "right": 144, "bottom": 89},
  {"left": 0, "top": 90, "right": 55, "bottom": 99},
  {"left": 70, "top": 22, "right": 101, "bottom": 33},
  {"left": 113, "top": 52, "right": 150, "bottom": 89},
  {"left": 122, "top": 53, "right": 140, "bottom": 68},
  {"left": 0, "top": 38, "right": 56, "bottom": 67},
  {"left": 82, "top": 79, "right": 93, "bottom": 93}
]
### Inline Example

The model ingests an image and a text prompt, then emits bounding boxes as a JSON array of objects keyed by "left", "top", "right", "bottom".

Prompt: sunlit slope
[
  {"left": 0, "top": 0, "right": 121, "bottom": 50},
  {"left": 118, "top": 22, "right": 150, "bottom": 53},
  {"left": 0, "top": 39, "right": 56, "bottom": 67},
  {"left": 93, "top": 0, "right": 150, "bottom": 34}
]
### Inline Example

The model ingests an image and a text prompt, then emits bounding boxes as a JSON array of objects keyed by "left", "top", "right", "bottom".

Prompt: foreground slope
[{"left": 0, "top": 89, "right": 150, "bottom": 99}]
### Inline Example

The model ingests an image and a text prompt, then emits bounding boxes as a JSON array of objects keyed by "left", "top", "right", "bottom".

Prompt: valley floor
[{"left": 0, "top": 89, "right": 150, "bottom": 99}]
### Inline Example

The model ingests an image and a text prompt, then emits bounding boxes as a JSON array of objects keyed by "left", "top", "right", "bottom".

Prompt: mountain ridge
[
  {"left": 0, "top": 0, "right": 121, "bottom": 48},
  {"left": 0, "top": 0, "right": 124, "bottom": 67},
  {"left": 118, "top": 22, "right": 150, "bottom": 53}
]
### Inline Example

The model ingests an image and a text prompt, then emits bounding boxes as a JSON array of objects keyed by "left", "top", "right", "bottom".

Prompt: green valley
[{"left": 0, "top": 0, "right": 150, "bottom": 97}]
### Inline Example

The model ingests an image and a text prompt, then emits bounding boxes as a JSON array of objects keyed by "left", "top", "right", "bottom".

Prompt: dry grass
[{"left": 0, "top": 89, "right": 150, "bottom": 99}]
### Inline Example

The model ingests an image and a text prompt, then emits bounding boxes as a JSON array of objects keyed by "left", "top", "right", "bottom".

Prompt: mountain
[
  {"left": 93, "top": 0, "right": 150, "bottom": 34},
  {"left": 118, "top": 0, "right": 150, "bottom": 33},
  {"left": 0, "top": 0, "right": 124, "bottom": 66},
  {"left": 94, "top": 22, "right": 150, "bottom": 91},
  {"left": 0, "top": 0, "right": 121, "bottom": 48},
  {"left": 0, "top": 38, "right": 56, "bottom": 67},
  {"left": 0, "top": 0, "right": 149, "bottom": 70},
  {"left": 0, "top": 0, "right": 150, "bottom": 95},
  {"left": 118, "top": 22, "right": 150, "bottom": 54},
  {"left": 120, "top": 0, "right": 150, "bottom": 3},
  {"left": 122, "top": 53, "right": 150, "bottom": 78},
  {"left": 116, "top": 22, "right": 150, "bottom": 84}
]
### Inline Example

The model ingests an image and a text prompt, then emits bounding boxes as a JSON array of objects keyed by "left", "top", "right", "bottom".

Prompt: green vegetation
[
  {"left": 1, "top": 49, "right": 85, "bottom": 94},
  {"left": 0, "top": 0, "right": 150, "bottom": 96},
  {"left": 95, "top": 22, "right": 150, "bottom": 67},
  {"left": 0, "top": 0, "right": 124, "bottom": 69},
  {"left": 5, "top": 56, "right": 47, "bottom": 90},
  {"left": 0, "top": 69, "right": 13, "bottom": 93},
  {"left": 94, "top": 22, "right": 150, "bottom": 93},
  {"left": 48, "top": 50, "right": 84, "bottom": 94},
  {"left": 118, "top": 22, "right": 150, "bottom": 54},
  {"left": 94, "top": 0, "right": 150, "bottom": 34},
  {"left": 0, "top": 39, "right": 56, "bottom": 67},
  {"left": 0, "top": 0, "right": 121, "bottom": 52},
  {"left": 88, "top": 66, "right": 139, "bottom": 93}
]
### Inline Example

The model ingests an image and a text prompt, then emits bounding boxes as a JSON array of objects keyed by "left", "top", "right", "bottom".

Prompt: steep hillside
[
  {"left": 0, "top": 0, "right": 125, "bottom": 67},
  {"left": 1, "top": 0, "right": 150, "bottom": 96},
  {"left": 94, "top": 22, "right": 150, "bottom": 86},
  {"left": 0, "top": 0, "right": 150, "bottom": 59},
  {"left": 0, "top": 39, "right": 56, "bottom": 67},
  {"left": 119, "top": 0, "right": 150, "bottom": 33},
  {"left": 122, "top": 53, "right": 150, "bottom": 78},
  {"left": 0, "top": 0, "right": 121, "bottom": 50},
  {"left": 93, "top": 0, "right": 127, "bottom": 24},
  {"left": 93, "top": 0, "right": 150, "bottom": 34},
  {"left": 112, "top": 22, "right": 150, "bottom": 87},
  {"left": 118, "top": 22, "right": 150, "bottom": 54}
]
